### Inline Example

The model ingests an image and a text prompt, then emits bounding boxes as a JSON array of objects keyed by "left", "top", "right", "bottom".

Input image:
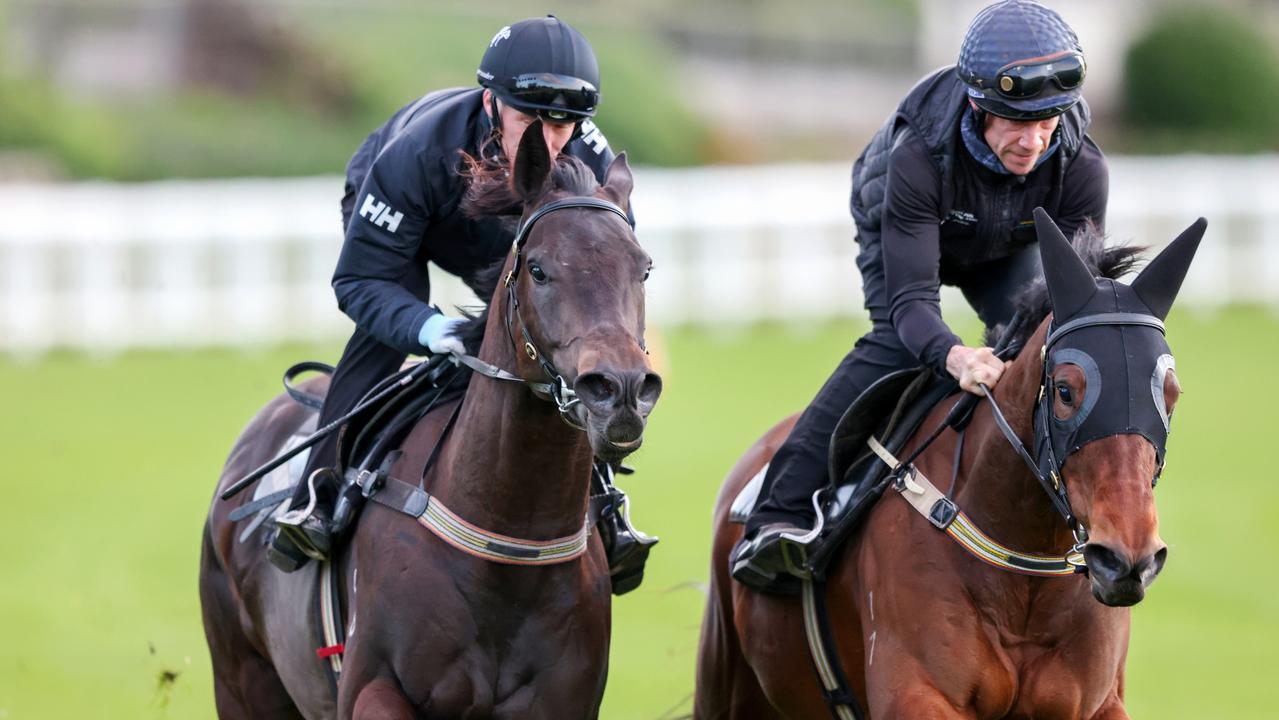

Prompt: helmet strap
[
  {"left": 489, "top": 95, "right": 503, "bottom": 135},
  {"left": 967, "top": 99, "right": 987, "bottom": 130}
]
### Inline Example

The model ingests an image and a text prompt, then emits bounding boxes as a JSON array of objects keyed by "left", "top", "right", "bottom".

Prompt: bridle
[
  {"left": 979, "top": 310, "right": 1168, "bottom": 568},
  {"left": 352, "top": 195, "right": 639, "bottom": 569},
  {"left": 451, "top": 196, "right": 634, "bottom": 431},
  {"left": 867, "top": 309, "right": 1171, "bottom": 577}
]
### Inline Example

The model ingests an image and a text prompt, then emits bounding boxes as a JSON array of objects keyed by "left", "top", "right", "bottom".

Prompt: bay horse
[
  {"left": 696, "top": 210, "right": 1205, "bottom": 719},
  {"left": 200, "top": 123, "right": 661, "bottom": 718}
]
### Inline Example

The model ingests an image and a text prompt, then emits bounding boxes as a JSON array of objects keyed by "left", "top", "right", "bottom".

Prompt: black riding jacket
[
  {"left": 850, "top": 67, "right": 1109, "bottom": 374},
  {"left": 333, "top": 87, "right": 618, "bottom": 355}
]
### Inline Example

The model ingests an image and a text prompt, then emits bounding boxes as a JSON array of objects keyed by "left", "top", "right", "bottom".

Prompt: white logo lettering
[
  {"left": 579, "top": 118, "right": 609, "bottom": 155},
  {"left": 359, "top": 193, "right": 404, "bottom": 233},
  {"left": 490, "top": 26, "right": 511, "bottom": 48}
]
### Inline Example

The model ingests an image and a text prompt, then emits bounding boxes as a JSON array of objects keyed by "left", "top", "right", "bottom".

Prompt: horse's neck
[
  {"left": 955, "top": 322, "right": 1075, "bottom": 555},
  {"left": 429, "top": 299, "right": 594, "bottom": 541}
]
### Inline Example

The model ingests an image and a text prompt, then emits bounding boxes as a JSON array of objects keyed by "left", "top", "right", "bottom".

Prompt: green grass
[{"left": 1, "top": 308, "right": 1275, "bottom": 718}]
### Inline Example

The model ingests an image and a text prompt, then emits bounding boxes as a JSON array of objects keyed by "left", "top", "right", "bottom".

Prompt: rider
[
  {"left": 270, "top": 15, "right": 645, "bottom": 577},
  {"left": 732, "top": 0, "right": 1109, "bottom": 592}
]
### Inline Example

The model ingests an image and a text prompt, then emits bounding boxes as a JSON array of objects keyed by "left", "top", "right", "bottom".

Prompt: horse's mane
[
  {"left": 453, "top": 151, "right": 604, "bottom": 355},
  {"left": 983, "top": 222, "right": 1147, "bottom": 349}
]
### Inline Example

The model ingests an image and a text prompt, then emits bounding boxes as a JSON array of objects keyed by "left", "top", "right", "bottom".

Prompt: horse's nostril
[
  {"left": 576, "top": 373, "right": 619, "bottom": 407},
  {"left": 1083, "top": 544, "right": 1131, "bottom": 583},
  {"left": 1135, "top": 546, "right": 1168, "bottom": 584},
  {"left": 638, "top": 372, "right": 663, "bottom": 405}
]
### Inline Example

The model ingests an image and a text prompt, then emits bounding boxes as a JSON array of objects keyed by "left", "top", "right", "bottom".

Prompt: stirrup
[
  {"left": 593, "top": 462, "right": 658, "bottom": 596},
  {"left": 267, "top": 529, "right": 311, "bottom": 573},
  {"left": 731, "top": 489, "right": 828, "bottom": 593},
  {"left": 603, "top": 495, "right": 659, "bottom": 596},
  {"left": 276, "top": 469, "right": 335, "bottom": 561}
]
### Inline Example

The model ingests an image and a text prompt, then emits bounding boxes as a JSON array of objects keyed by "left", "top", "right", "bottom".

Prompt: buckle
[
  {"left": 928, "top": 498, "right": 958, "bottom": 529},
  {"left": 357, "top": 468, "right": 385, "bottom": 498}
]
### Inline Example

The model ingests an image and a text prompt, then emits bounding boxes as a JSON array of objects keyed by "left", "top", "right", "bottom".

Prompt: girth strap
[{"left": 801, "top": 579, "right": 864, "bottom": 720}]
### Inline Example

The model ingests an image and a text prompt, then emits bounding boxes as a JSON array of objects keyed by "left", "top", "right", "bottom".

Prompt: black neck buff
[{"left": 1031, "top": 208, "right": 1206, "bottom": 484}]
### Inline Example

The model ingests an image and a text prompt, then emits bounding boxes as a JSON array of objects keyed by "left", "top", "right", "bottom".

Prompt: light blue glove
[{"left": 418, "top": 312, "right": 467, "bottom": 356}]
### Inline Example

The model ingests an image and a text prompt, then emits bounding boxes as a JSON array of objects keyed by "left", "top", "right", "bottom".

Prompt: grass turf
[{"left": 1, "top": 308, "right": 1274, "bottom": 718}]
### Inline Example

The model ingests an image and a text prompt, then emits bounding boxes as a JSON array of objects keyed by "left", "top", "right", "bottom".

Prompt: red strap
[{"left": 315, "top": 643, "right": 345, "bottom": 659}]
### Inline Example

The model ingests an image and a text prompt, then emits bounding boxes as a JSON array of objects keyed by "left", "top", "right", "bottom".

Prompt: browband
[
  {"left": 512, "top": 196, "right": 632, "bottom": 251},
  {"left": 1046, "top": 313, "right": 1165, "bottom": 349}
]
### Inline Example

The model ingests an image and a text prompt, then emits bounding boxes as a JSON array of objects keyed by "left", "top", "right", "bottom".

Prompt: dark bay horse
[
  {"left": 201, "top": 124, "right": 661, "bottom": 718},
  {"left": 696, "top": 211, "right": 1205, "bottom": 719}
]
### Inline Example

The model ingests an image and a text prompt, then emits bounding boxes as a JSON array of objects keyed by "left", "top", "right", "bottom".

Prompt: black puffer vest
[{"left": 849, "top": 66, "right": 1090, "bottom": 251}]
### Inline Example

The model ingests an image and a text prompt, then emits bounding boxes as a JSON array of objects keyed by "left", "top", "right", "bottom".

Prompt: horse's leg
[
  {"left": 352, "top": 677, "right": 417, "bottom": 720},
  {"left": 696, "top": 459, "right": 785, "bottom": 720},
  {"left": 1089, "top": 698, "right": 1130, "bottom": 720},
  {"left": 873, "top": 686, "right": 976, "bottom": 720},
  {"left": 199, "top": 528, "right": 302, "bottom": 719},
  {"left": 694, "top": 578, "right": 779, "bottom": 720}
]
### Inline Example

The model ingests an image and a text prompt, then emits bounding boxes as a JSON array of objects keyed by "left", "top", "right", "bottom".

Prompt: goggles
[
  {"left": 505, "top": 73, "right": 599, "bottom": 119},
  {"left": 994, "top": 52, "right": 1086, "bottom": 99}
]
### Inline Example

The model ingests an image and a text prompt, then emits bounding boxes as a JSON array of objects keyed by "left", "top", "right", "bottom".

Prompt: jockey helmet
[
  {"left": 957, "top": 0, "right": 1086, "bottom": 120},
  {"left": 477, "top": 15, "right": 600, "bottom": 122}
]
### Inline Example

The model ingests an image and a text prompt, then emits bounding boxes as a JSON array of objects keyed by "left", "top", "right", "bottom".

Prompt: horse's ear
[
  {"left": 1034, "top": 207, "right": 1097, "bottom": 320},
  {"left": 600, "top": 152, "right": 633, "bottom": 211},
  {"left": 513, "top": 120, "right": 551, "bottom": 205},
  {"left": 1130, "top": 217, "right": 1206, "bottom": 320}
]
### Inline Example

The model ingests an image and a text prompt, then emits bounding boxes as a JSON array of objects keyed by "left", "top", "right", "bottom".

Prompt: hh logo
[
  {"left": 579, "top": 119, "right": 609, "bottom": 155},
  {"left": 360, "top": 193, "right": 404, "bottom": 233},
  {"left": 490, "top": 26, "right": 511, "bottom": 48}
]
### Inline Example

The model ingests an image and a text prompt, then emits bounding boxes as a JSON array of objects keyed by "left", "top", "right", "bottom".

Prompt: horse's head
[
  {"left": 502, "top": 121, "right": 662, "bottom": 463},
  {"left": 1033, "top": 209, "right": 1205, "bottom": 606}
]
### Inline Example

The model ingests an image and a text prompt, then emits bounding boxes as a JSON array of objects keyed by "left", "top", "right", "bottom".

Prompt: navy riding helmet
[
  {"left": 477, "top": 15, "right": 601, "bottom": 122},
  {"left": 958, "top": 0, "right": 1086, "bottom": 120}
]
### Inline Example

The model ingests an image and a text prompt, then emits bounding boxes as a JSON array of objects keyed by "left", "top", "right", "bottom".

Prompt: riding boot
[
  {"left": 271, "top": 468, "right": 340, "bottom": 570},
  {"left": 599, "top": 496, "right": 659, "bottom": 595},
  {"left": 593, "top": 463, "right": 659, "bottom": 595},
  {"left": 729, "top": 520, "right": 817, "bottom": 595}
]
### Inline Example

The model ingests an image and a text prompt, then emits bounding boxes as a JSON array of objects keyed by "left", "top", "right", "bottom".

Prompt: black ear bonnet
[{"left": 1032, "top": 209, "right": 1205, "bottom": 483}]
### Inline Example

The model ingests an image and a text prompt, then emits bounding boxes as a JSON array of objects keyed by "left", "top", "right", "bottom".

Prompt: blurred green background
[
  {"left": 2, "top": 310, "right": 1275, "bottom": 718},
  {"left": 2, "top": 0, "right": 1277, "bottom": 717},
  {"left": 3, "top": 0, "right": 1279, "bottom": 180}
]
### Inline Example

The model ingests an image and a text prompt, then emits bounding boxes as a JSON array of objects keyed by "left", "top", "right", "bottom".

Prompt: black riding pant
[{"left": 745, "top": 244, "right": 1039, "bottom": 535}]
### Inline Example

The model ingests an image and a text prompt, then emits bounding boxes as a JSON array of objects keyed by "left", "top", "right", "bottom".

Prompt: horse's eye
[
  {"left": 528, "top": 263, "right": 548, "bottom": 284},
  {"left": 1056, "top": 382, "right": 1074, "bottom": 406}
]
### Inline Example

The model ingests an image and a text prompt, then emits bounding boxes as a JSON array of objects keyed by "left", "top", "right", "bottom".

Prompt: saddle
[
  {"left": 227, "top": 354, "right": 467, "bottom": 539},
  {"left": 731, "top": 367, "right": 968, "bottom": 579},
  {"left": 232, "top": 354, "right": 656, "bottom": 595},
  {"left": 806, "top": 368, "right": 963, "bottom": 576}
]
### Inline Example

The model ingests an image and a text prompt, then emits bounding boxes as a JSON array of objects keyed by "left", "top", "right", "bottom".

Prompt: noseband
[{"left": 452, "top": 196, "right": 634, "bottom": 431}]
